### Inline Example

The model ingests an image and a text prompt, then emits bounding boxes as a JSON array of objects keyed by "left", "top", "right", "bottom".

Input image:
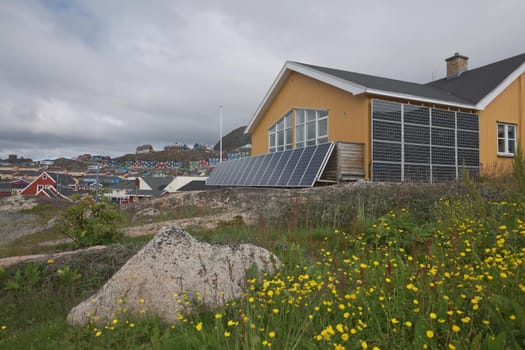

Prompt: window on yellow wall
[
  {"left": 497, "top": 122, "right": 516, "bottom": 156},
  {"left": 269, "top": 111, "right": 293, "bottom": 152},
  {"left": 295, "top": 109, "right": 328, "bottom": 148}
]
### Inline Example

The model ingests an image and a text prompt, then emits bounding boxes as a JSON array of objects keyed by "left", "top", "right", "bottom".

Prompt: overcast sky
[{"left": 0, "top": 0, "right": 524, "bottom": 160}]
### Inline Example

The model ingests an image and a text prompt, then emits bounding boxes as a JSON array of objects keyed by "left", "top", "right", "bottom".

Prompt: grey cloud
[{"left": 0, "top": 0, "right": 524, "bottom": 160}]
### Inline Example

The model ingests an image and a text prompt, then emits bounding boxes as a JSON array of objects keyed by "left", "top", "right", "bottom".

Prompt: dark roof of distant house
[
  {"left": 426, "top": 52, "right": 525, "bottom": 105},
  {"left": 141, "top": 176, "right": 173, "bottom": 197},
  {"left": 0, "top": 182, "right": 12, "bottom": 191},
  {"left": 48, "top": 172, "right": 76, "bottom": 185},
  {"left": 177, "top": 180, "right": 209, "bottom": 192}
]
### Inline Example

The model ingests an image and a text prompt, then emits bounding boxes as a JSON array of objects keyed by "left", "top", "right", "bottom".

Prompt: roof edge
[
  {"left": 365, "top": 88, "right": 478, "bottom": 110},
  {"left": 475, "top": 61, "right": 525, "bottom": 110},
  {"left": 245, "top": 61, "right": 367, "bottom": 134}
]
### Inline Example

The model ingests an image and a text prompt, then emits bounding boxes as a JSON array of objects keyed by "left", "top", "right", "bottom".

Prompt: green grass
[{"left": 1, "top": 179, "right": 524, "bottom": 349}]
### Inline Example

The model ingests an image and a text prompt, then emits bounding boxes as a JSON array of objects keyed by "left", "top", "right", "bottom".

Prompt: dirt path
[
  {"left": 0, "top": 245, "right": 108, "bottom": 268},
  {"left": 1, "top": 211, "right": 253, "bottom": 269}
]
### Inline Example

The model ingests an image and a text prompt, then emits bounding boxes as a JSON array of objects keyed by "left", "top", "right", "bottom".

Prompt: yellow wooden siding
[
  {"left": 478, "top": 73, "right": 525, "bottom": 175},
  {"left": 250, "top": 72, "right": 370, "bottom": 177}
]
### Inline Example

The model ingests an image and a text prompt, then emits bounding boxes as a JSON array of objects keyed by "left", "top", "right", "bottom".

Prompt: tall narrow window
[
  {"left": 268, "top": 111, "right": 293, "bottom": 152},
  {"left": 497, "top": 123, "right": 516, "bottom": 156},
  {"left": 294, "top": 109, "right": 329, "bottom": 148}
]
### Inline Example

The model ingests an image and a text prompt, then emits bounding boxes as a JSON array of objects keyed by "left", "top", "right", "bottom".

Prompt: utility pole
[
  {"left": 95, "top": 162, "right": 100, "bottom": 202},
  {"left": 220, "top": 105, "right": 223, "bottom": 163}
]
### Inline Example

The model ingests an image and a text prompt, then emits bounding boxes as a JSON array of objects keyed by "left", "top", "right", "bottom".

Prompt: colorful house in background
[
  {"left": 244, "top": 52, "right": 525, "bottom": 182},
  {"left": 19, "top": 172, "right": 77, "bottom": 199}
]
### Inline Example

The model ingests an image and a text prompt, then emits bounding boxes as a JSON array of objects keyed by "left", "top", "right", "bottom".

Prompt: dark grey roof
[
  {"left": 296, "top": 62, "right": 473, "bottom": 106},
  {"left": 49, "top": 172, "right": 76, "bottom": 186},
  {"left": 0, "top": 182, "right": 12, "bottom": 191},
  {"left": 177, "top": 180, "right": 208, "bottom": 192},
  {"left": 426, "top": 53, "right": 525, "bottom": 104},
  {"left": 141, "top": 176, "right": 173, "bottom": 197}
]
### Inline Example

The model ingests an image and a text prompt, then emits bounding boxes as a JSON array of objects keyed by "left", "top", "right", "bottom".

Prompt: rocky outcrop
[
  {"left": 67, "top": 225, "right": 280, "bottom": 326},
  {"left": 131, "top": 207, "right": 163, "bottom": 223}
]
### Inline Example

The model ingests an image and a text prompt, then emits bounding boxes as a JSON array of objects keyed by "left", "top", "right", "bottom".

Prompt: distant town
[{"left": 0, "top": 128, "right": 251, "bottom": 205}]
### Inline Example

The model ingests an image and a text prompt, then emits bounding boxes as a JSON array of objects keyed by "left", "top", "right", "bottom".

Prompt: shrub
[{"left": 56, "top": 199, "right": 122, "bottom": 247}]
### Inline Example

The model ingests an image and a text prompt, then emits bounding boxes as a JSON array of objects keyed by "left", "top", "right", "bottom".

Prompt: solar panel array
[
  {"left": 206, "top": 143, "right": 335, "bottom": 187},
  {"left": 371, "top": 99, "right": 479, "bottom": 182}
]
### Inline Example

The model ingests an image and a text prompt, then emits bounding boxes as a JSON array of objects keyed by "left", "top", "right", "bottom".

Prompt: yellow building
[{"left": 245, "top": 53, "right": 525, "bottom": 182}]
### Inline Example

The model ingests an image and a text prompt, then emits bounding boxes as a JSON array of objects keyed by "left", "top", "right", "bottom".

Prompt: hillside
[
  {"left": 213, "top": 126, "right": 251, "bottom": 152},
  {"left": 114, "top": 149, "right": 213, "bottom": 163}
]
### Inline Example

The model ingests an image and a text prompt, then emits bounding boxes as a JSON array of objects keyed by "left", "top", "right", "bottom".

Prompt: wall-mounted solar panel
[
  {"left": 371, "top": 98, "right": 479, "bottom": 183},
  {"left": 206, "top": 143, "right": 335, "bottom": 188}
]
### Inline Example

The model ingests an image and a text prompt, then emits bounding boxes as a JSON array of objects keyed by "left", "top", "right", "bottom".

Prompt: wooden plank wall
[{"left": 337, "top": 142, "right": 365, "bottom": 181}]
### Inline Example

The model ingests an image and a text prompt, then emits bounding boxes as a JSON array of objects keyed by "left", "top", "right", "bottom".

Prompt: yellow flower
[
  {"left": 215, "top": 313, "right": 222, "bottom": 319},
  {"left": 429, "top": 312, "right": 437, "bottom": 319},
  {"left": 1, "top": 325, "right": 7, "bottom": 330},
  {"left": 510, "top": 315, "right": 516, "bottom": 321},
  {"left": 391, "top": 318, "right": 399, "bottom": 324},
  {"left": 461, "top": 316, "right": 471, "bottom": 323},
  {"left": 195, "top": 322, "right": 203, "bottom": 331},
  {"left": 129, "top": 323, "right": 135, "bottom": 328},
  {"left": 361, "top": 340, "right": 368, "bottom": 349},
  {"left": 341, "top": 333, "right": 349, "bottom": 341},
  {"left": 448, "top": 344, "right": 456, "bottom": 350},
  {"left": 451, "top": 325, "right": 460, "bottom": 332},
  {"left": 269, "top": 331, "right": 275, "bottom": 338},
  {"left": 426, "top": 330, "right": 434, "bottom": 338},
  {"left": 139, "top": 298, "right": 145, "bottom": 303},
  {"left": 47, "top": 259, "right": 54, "bottom": 264},
  {"left": 272, "top": 308, "right": 279, "bottom": 314},
  {"left": 95, "top": 331, "right": 102, "bottom": 337},
  {"left": 224, "top": 330, "right": 231, "bottom": 337},
  {"left": 112, "top": 319, "right": 118, "bottom": 325},
  {"left": 404, "top": 321, "right": 412, "bottom": 327}
]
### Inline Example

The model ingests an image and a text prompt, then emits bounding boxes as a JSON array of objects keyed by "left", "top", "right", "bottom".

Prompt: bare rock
[
  {"left": 67, "top": 225, "right": 280, "bottom": 326},
  {"left": 131, "top": 207, "right": 163, "bottom": 223}
]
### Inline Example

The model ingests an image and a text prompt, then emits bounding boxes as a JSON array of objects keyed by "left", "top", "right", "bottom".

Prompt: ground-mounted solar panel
[
  {"left": 277, "top": 148, "right": 304, "bottom": 186},
  {"left": 287, "top": 146, "right": 316, "bottom": 186},
  {"left": 250, "top": 154, "right": 269, "bottom": 186},
  {"left": 268, "top": 150, "right": 293, "bottom": 185},
  {"left": 206, "top": 143, "right": 335, "bottom": 188},
  {"left": 256, "top": 152, "right": 277, "bottom": 186},
  {"left": 299, "top": 143, "right": 335, "bottom": 187}
]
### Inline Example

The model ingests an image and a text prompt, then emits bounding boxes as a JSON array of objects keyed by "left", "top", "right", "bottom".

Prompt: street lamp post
[{"left": 220, "top": 105, "right": 223, "bottom": 163}]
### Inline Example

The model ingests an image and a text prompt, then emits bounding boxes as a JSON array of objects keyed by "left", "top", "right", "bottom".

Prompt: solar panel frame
[
  {"left": 256, "top": 152, "right": 276, "bottom": 186},
  {"left": 244, "top": 155, "right": 263, "bottom": 186},
  {"left": 299, "top": 143, "right": 334, "bottom": 187},
  {"left": 266, "top": 150, "right": 291, "bottom": 185},
  {"left": 229, "top": 158, "right": 246, "bottom": 185},
  {"left": 287, "top": 145, "right": 316, "bottom": 186},
  {"left": 236, "top": 156, "right": 256, "bottom": 185},
  {"left": 206, "top": 142, "right": 336, "bottom": 188},
  {"left": 277, "top": 147, "right": 304, "bottom": 186},
  {"left": 262, "top": 151, "right": 283, "bottom": 186},
  {"left": 249, "top": 154, "right": 267, "bottom": 186}
]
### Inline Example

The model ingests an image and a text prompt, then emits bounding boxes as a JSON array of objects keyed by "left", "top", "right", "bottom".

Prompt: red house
[{"left": 19, "top": 172, "right": 76, "bottom": 200}]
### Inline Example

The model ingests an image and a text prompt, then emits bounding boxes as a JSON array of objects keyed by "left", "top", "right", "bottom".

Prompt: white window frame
[
  {"left": 497, "top": 122, "right": 517, "bottom": 157},
  {"left": 295, "top": 109, "right": 328, "bottom": 149},
  {"left": 37, "top": 185, "right": 44, "bottom": 192},
  {"left": 268, "top": 111, "right": 293, "bottom": 152}
]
